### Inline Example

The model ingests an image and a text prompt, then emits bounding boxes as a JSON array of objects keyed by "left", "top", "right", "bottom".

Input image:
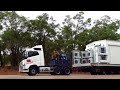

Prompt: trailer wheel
[
  {"left": 90, "top": 68, "right": 97, "bottom": 75},
  {"left": 105, "top": 71, "right": 111, "bottom": 75},
  {"left": 97, "top": 71, "right": 103, "bottom": 75},
  {"left": 110, "top": 71, "right": 114, "bottom": 75},
  {"left": 112, "top": 71, "right": 119, "bottom": 75},
  {"left": 98, "top": 70, "right": 106, "bottom": 75},
  {"left": 118, "top": 71, "right": 120, "bottom": 74},
  {"left": 28, "top": 66, "right": 38, "bottom": 76},
  {"left": 102, "top": 70, "right": 106, "bottom": 75},
  {"left": 90, "top": 71, "right": 97, "bottom": 75}
]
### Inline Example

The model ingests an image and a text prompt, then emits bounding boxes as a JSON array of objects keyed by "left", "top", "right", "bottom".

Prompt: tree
[
  {"left": 76, "top": 15, "right": 120, "bottom": 50},
  {"left": 0, "top": 11, "right": 29, "bottom": 66},
  {"left": 27, "top": 13, "right": 59, "bottom": 64},
  {"left": 60, "top": 12, "right": 91, "bottom": 52},
  {"left": 0, "top": 40, "right": 3, "bottom": 67}
]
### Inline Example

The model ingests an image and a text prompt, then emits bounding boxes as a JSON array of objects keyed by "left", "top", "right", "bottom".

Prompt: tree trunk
[
  {"left": 10, "top": 48, "right": 18, "bottom": 67},
  {"left": 0, "top": 50, "right": 3, "bottom": 67}
]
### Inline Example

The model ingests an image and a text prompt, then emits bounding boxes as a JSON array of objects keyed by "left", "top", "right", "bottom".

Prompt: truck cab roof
[{"left": 25, "top": 45, "right": 43, "bottom": 51}]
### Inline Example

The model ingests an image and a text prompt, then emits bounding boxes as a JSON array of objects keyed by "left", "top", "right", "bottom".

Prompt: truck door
[
  {"left": 28, "top": 51, "right": 41, "bottom": 65},
  {"left": 19, "top": 50, "right": 28, "bottom": 70}
]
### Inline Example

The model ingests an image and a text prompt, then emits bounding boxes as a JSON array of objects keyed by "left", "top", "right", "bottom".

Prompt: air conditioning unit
[
  {"left": 98, "top": 47, "right": 108, "bottom": 61},
  {"left": 98, "top": 47, "right": 107, "bottom": 55},
  {"left": 81, "top": 51, "right": 87, "bottom": 59}
]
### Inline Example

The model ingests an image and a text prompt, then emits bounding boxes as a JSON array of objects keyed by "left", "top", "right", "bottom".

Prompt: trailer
[
  {"left": 19, "top": 45, "right": 72, "bottom": 76},
  {"left": 72, "top": 40, "right": 120, "bottom": 75}
]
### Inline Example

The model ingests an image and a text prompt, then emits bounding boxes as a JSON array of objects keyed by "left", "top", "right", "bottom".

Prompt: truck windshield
[{"left": 22, "top": 50, "right": 28, "bottom": 59}]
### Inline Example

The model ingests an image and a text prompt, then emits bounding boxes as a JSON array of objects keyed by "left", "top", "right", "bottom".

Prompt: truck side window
[
  {"left": 22, "top": 50, "right": 28, "bottom": 59},
  {"left": 28, "top": 51, "right": 33, "bottom": 57},
  {"left": 33, "top": 51, "right": 39, "bottom": 56},
  {"left": 28, "top": 51, "right": 39, "bottom": 57},
  {"left": 34, "top": 48, "right": 41, "bottom": 50}
]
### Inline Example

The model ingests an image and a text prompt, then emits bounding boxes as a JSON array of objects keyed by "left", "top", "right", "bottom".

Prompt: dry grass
[{"left": 0, "top": 66, "right": 22, "bottom": 75}]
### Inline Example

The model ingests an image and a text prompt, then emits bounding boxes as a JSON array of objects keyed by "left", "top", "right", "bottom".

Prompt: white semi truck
[
  {"left": 19, "top": 45, "right": 72, "bottom": 76},
  {"left": 72, "top": 40, "right": 120, "bottom": 75}
]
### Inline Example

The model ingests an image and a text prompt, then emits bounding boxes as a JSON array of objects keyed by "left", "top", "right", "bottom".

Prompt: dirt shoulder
[{"left": 0, "top": 66, "right": 22, "bottom": 75}]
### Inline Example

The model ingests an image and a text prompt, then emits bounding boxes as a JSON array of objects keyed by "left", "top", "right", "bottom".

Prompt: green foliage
[{"left": 76, "top": 15, "right": 120, "bottom": 50}]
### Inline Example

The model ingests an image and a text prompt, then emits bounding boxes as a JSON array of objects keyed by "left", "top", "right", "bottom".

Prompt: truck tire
[
  {"left": 118, "top": 71, "right": 120, "bottom": 74},
  {"left": 26, "top": 72, "right": 30, "bottom": 75},
  {"left": 101, "top": 70, "right": 106, "bottom": 75},
  {"left": 113, "top": 70, "right": 119, "bottom": 74},
  {"left": 105, "top": 71, "right": 111, "bottom": 75},
  {"left": 63, "top": 67, "right": 71, "bottom": 75},
  {"left": 90, "top": 71, "right": 97, "bottom": 75},
  {"left": 54, "top": 66, "right": 61, "bottom": 75},
  {"left": 90, "top": 67, "right": 97, "bottom": 75},
  {"left": 28, "top": 66, "right": 38, "bottom": 76},
  {"left": 50, "top": 72, "right": 54, "bottom": 75}
]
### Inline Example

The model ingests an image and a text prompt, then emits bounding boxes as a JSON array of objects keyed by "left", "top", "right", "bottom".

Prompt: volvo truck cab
[{"left": 19, "top": 45, "right": 72, "bottom": 76}]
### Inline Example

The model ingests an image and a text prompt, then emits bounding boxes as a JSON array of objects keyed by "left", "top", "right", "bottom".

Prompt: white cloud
[{"left": 16, "top": 11, "right": 80, "bottom": 26}]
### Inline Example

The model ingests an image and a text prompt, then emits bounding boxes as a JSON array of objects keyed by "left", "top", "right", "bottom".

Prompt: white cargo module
[
  {"left": 85, "top": 40, "right": 120, "bottom": 64},
  {"left": 72, "top": 40, "right": 120, "bottom": 74}
]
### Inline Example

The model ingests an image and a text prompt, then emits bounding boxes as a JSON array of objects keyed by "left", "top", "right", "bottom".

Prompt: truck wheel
[
  {"left": 90, "top": 71, "right": 97, "bottom": 75},
  {"left": 64, "top": 67, "right": 71, "bottom": 75},
  {"left": 50, "top": 72, "right": 54, "bottom": 75},
  {"left": 98, "top": 70, "right": 105, "bottom": 75},
  {"left": 102, "top": 70, "right": 106, "bottom": 75},
  {"left": 118, "top": 71, "right": 120, "bottom": 74},
  {"left": 112, "top": 71, "right": 119, "bottom": 75},
  {"left": 27, "top": 72, "right": 30, "bottom": 75},
  {"left": 97, "top": 71, "right": 103, "bottom": 75},
  {"left": 90, "top": 68, "right": 97, "bottom": 75},
  {"left": 105, "top": 71, "right": 111, "bottom": 75},
  {"left": 54, "top": 66, "right": 61, "bottom": 75},
  {"left": 28, "top": 66, "right": 38, "bottom": 76}
]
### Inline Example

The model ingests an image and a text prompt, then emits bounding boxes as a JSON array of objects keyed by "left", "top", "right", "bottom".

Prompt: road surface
[{"left": 0, "top": 74, "right": 120, "bottom": 79}]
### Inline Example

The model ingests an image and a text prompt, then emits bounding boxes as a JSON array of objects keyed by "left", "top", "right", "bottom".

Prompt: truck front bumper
[{"left": 19, "top": 64, "right": 29, "bottom": 73}]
